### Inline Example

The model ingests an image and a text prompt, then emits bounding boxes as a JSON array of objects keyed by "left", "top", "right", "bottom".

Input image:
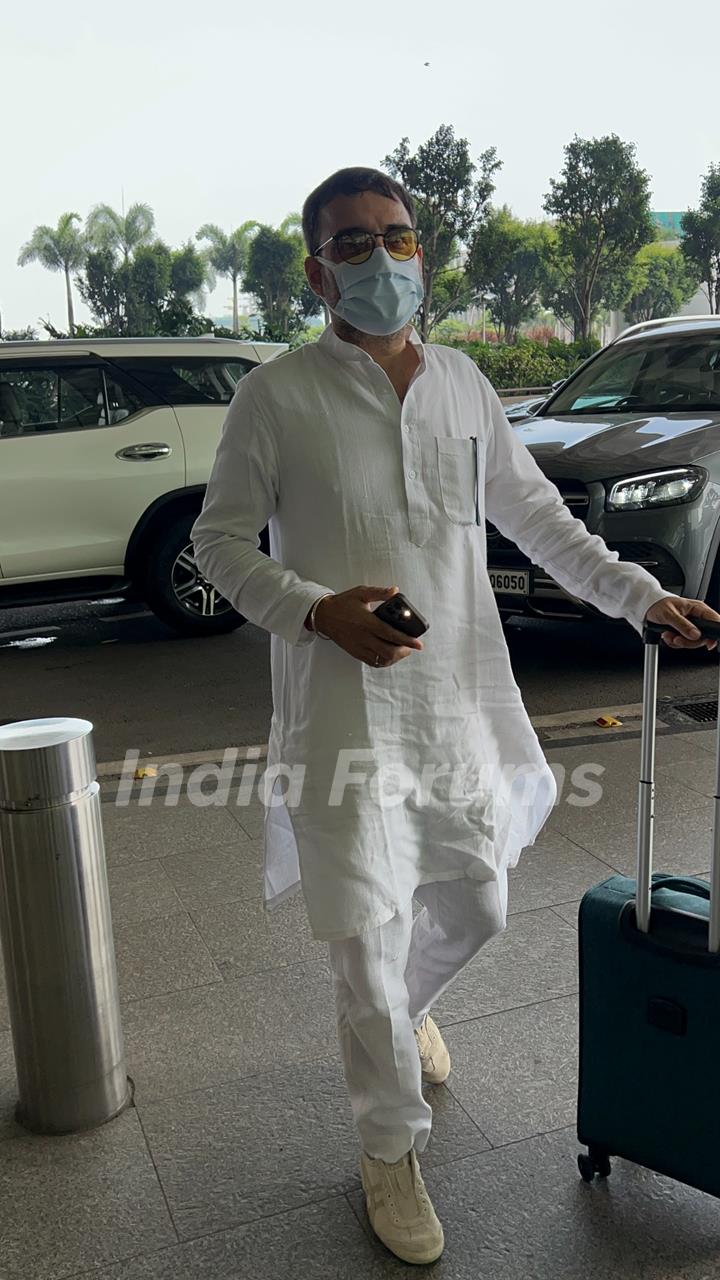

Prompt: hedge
[{"left": 446, "top": 336, "right": 600, "bottom": 391}]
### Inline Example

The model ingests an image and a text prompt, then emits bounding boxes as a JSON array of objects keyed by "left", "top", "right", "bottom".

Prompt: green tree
[
  {"left": 17, "top": 212, "right": 86, "bottom": 334},
  {"left": 243, "top": 223, "right": 318, "bottom": 338},
  {"left": 624, "top": 242, "right": 699, "bottom": 324},
  {"left": 466, "top": 207, "right": 551, "bottom": 343},
  {"left": 426, "top": 268, "right": 469, "bottom": 336},
  {"left": 279, "top": 212, "right": 302, "bottom": 237},
  {"left": 681, "top": 164, "right": 720, "bottom": 314},
  {"left": 195, "top": 221, "right": 259, "bottom": 332},
  {"left": 77, "top": 240, "right": 212, "bottom": 336},
  {"left": 85, "top": 202, "right": 155, "bottom": 262},
  {"left": 384, "top": 124, "right": 501, "bottom": 340},
  {"left": 126, "top": 242, "right": 173, "bottom": 332},
  {"left": 77, "top": 248, "right": 124, "bottom": 332},
  {"left": 542, "top": 134, "right": 655, "bottom": 339}
]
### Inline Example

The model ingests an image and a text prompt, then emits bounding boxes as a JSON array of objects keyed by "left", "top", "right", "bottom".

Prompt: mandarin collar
[{"left": 317, "top": 323, "right": 424, "bottom": 365}]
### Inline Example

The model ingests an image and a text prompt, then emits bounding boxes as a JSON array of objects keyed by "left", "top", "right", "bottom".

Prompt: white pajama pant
[{"left": 327, "top": 872, "right": 509, "bottom": 1163}]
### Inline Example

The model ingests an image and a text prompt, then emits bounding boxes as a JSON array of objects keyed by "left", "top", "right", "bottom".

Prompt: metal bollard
[{"left": 0, "top": 716, "right": 131, "bottom": 1134}]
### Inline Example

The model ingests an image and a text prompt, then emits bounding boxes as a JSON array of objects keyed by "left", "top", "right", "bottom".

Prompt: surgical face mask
[{"left": 319, "top": 247, "right": 424, "bottom": 336}]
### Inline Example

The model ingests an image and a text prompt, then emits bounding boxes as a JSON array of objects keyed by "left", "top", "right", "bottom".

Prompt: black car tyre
[{"left": 141, "top": 512, "right": 246, "bottom": 636}]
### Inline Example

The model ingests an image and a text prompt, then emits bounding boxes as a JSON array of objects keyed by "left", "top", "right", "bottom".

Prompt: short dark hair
[{"left": 301, "top": 166, "right": 416, "bottom": 254}]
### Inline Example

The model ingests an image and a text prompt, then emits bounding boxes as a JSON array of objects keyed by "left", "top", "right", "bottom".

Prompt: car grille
[
  {"left": 486, "top": 479, "right": 590, "bottom": 555},
  {"left": 486, "top": 480, "right": 684, "bottom": 619}
]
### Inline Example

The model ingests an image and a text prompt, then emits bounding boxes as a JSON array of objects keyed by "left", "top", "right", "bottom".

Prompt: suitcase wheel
[{"left": 578, "top": 1148, "right": 612, "bottom": 1183}]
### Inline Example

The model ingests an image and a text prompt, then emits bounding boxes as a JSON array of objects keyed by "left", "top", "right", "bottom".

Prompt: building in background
[
  {"left": 211, "top": 291, "right": 264, "bottom": 333},
  {"left": 652, "top": 211, "right": 684, "bottom": 239}
]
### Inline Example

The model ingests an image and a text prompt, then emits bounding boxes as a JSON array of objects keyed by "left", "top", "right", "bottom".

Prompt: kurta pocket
[{"left": 436, "top": 436, "right": 477, "bottom": 525}]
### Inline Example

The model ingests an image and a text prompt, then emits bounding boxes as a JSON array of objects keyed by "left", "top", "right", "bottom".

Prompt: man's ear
[
  {"left": 304, "top": 255, "right": 324, "bottom": 297},
  {"left": 305, "top": 255, "right": 339, "bottom": 306}
]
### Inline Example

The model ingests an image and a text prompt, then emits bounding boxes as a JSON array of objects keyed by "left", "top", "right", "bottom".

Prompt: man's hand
[
  {"left": 645, "top": 596, "right": 720, "bottom": 650},
  {"left": 314, "top": 586, "right": 424, "bottom": 667}
]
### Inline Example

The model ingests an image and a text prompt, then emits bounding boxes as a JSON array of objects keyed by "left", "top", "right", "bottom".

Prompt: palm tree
[
  {"left": 17, "top": 212, "right": 86, "bottom": 334},
  {"left": 280, "top": 210, "right": 329, "bottom": 326},
  {"left": 195, "top": 222, "right": 259, "bottom": 333},
  {"left": 86, "top": 202, "right": 155, "bottom": 262},
  {"left": 279, "top": 212, "right": 303, "bottom": 237}
]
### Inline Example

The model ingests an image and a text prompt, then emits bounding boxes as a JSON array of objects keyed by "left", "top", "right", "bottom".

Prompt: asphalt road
[{"left": 1, "top": 599, "right": 717, "bottom": 765}]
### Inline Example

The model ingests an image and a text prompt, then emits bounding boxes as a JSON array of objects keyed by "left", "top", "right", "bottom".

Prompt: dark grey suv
[{"left": 488, "top": 316, "right": 720, "bottom": 621}]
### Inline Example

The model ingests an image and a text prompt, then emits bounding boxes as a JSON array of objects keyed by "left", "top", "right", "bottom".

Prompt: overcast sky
[{"left": 1, "top": 0, "right": 717, "bottom": 331}]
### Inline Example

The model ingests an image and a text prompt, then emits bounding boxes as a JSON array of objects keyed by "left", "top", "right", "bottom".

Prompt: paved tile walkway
[{"left": 1, "top": 729, "right": 720, "bottom": 1278}]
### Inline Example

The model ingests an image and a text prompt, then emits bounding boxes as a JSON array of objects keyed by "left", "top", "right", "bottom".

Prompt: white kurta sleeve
[
  {"left": 191, "top": 372, "right": 333, "bottom": 647},
  {"left": 480, "top": 374, "right": 675, "bottom": 635}
]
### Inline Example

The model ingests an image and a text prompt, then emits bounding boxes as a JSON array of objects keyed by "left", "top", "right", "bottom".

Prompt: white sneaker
[
  {"left": 360, "top": 1147, "right": 445, "bottom": 1264},
  {"left": 414, "top": 1014, "right": 451, "bottom": 1084}
]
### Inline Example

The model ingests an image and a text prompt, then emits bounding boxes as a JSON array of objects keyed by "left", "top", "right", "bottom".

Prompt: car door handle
[{"left": 116, "top": 443, "right": 172, "bottom": 461}]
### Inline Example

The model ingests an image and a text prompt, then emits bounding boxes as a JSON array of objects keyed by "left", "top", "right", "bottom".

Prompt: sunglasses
[{"left": 314, "top": 226, "right": 420, "bottom": 266}]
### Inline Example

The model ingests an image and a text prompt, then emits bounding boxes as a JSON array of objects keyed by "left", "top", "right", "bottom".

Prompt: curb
[
  {"left": 95, "top": 704, "right": 648, "bottom": 778},
  {"left": 97, "top": 743, "right": 268, "bottom": 778}
]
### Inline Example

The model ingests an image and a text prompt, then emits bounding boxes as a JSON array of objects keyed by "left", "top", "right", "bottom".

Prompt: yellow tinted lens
[
  {"left": 337, "top": 233, "right": 374, "bottom": 264},
  {"left": 386, "top": 229, "right": 418, "bottom": 260}
]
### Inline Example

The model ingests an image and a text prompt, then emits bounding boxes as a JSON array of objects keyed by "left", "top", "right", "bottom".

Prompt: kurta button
[{"left": 408, "top": 469, "right": 417, "bottom": 479}]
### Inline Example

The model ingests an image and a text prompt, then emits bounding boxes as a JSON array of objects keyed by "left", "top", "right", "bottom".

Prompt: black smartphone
[{"left": 373, "top": 591, "right": 429, "bottom": 639}]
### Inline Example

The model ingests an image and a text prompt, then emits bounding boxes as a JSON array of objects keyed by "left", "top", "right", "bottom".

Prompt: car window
[
  {"left": 0, "top": 365, "right": 146, "bottom": 437},
  {"left": 111, "top": 357, "right": 255, "bottom": 406},
  {"left": 101, "top": 370, "right": 145, "bottom": 424},
  {"left": 549, "top": 336, "right": 720, "bottom": 414},
  {"left": 0, "top": 365, "right": 105, "bottom": 437}
]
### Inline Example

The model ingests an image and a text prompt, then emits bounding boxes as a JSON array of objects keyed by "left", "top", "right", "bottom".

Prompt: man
[{"left": 191, "top": 167, "right": 719, "bottom": 1266}]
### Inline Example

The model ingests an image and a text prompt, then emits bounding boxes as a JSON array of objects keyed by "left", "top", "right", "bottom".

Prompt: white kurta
[{"left": 191, "top": 324, "right": 672, "bottom": 942}]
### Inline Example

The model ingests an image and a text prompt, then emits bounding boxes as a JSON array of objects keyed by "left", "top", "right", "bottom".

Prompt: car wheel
[{"left": 141, "top": 513, "right": 246, "bottom": 636}]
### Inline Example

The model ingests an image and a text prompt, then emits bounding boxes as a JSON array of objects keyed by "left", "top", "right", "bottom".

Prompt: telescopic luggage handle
[
  {"left": 638, "top": 619, "right": 720, "bottom": 951},
  {"left": 643, "top": 620, "right": 720, "bottom": 644}
]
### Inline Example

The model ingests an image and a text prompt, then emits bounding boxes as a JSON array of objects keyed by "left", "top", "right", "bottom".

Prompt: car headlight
[{"left": 605, "top": 466, "right": 707, "bottom": 512}]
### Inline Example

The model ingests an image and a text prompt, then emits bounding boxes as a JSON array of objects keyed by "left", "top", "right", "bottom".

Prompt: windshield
[{"left": 546, "top": 334, "right": 720, "bottom": 415}]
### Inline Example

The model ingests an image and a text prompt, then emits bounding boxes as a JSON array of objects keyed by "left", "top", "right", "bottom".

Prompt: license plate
[{"left": 489, "top": 569, "right": 531, "bottom": 595}]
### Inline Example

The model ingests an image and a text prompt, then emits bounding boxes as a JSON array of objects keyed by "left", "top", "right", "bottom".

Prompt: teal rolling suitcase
[{"left": 577, "top": 619, "right": 720, "bottom": 1193}]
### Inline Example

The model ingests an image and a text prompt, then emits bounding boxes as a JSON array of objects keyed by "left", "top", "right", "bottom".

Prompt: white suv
[{"left": 0, "top": 337, "right": 286, "bottom": 635}]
